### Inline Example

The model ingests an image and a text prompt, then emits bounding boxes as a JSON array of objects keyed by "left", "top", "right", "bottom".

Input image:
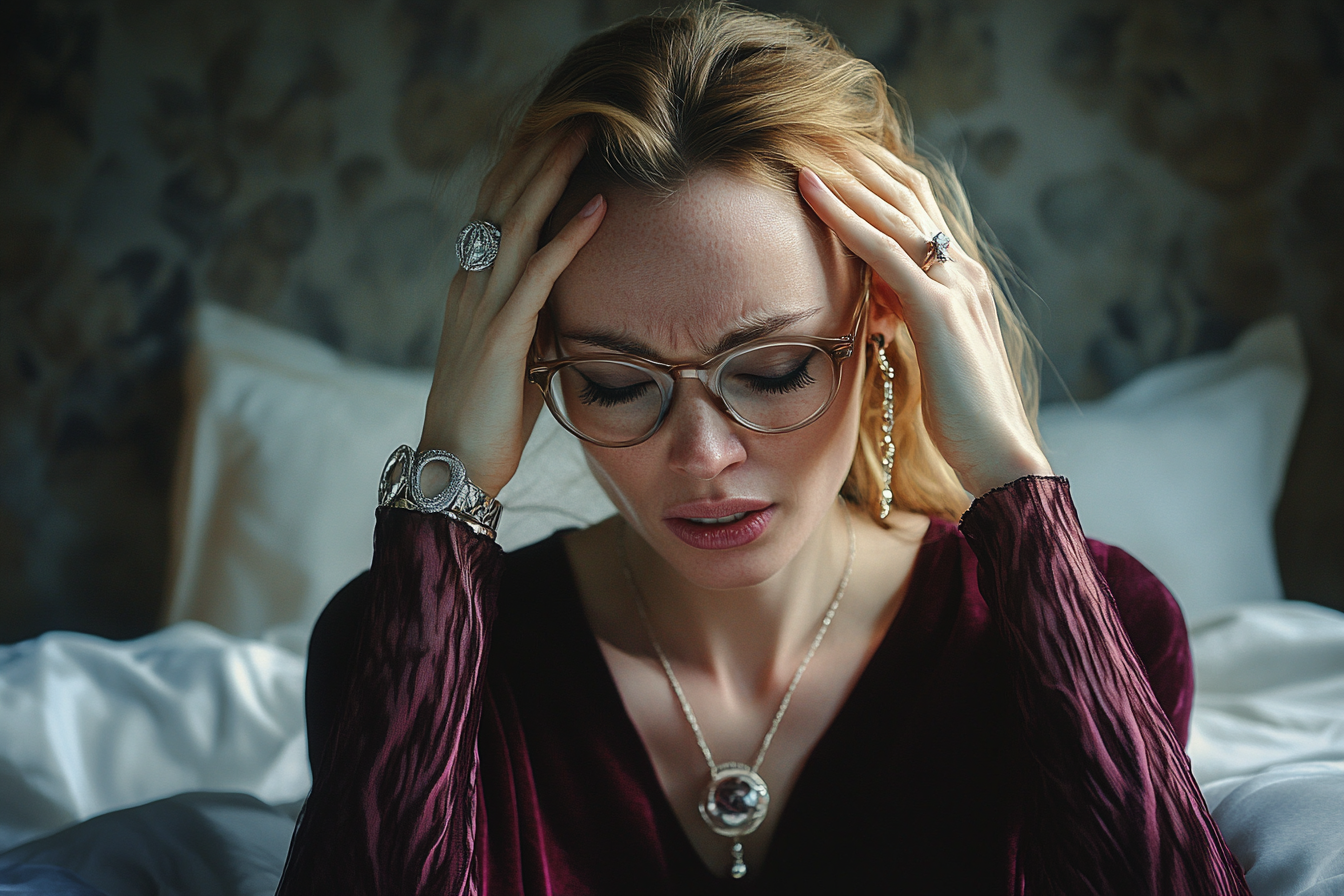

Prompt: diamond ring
[{"left": 920, "top": 231, "right": 952, "bottom": 272}]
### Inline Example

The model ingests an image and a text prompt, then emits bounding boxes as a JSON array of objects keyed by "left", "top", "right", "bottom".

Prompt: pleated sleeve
[
  {"left": 276, "top": 507, "right": 504, "bottom": 896},
  {"left": 959, "top": 476, "right": 1250, "bottom": 896}
]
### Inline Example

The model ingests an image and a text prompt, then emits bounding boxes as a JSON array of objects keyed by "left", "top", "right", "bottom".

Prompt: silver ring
[
  {"left": 921, "top": 231, "right": 951, "bottom": 272},
  {"left": 456, "top": 220, "right": 502, "bottom": 271}
]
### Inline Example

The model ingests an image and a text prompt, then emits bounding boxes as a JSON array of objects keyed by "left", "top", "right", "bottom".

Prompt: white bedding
[
  {"left": 2, "top": 309, "right": 1337, "bottom": 895},
  {"left": 0, "top": 623, "right": 309, "bottom": 855},
  {"left": 1188, "top": 604, "right": 1344, "bottom": 895}
]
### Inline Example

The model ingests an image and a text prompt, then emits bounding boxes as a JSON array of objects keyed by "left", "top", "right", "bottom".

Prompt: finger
[
  {"left": 844, "top": 151, "right": 937, "bottom": 234},
  {"left": 839, "top": 158, "right": 955, "bottom": 273},
  {"left": 799, "top": 167, "right": 936, "bottom": 306},
  {"left": 805, "top": 166, "right": 936, "bottom": 279},
  {"left": 483, "top": 130, "right": 593, "bottom": 308},
  {"left": 482, "top": 125, "right": 587, "bottom": 223},
  {"left": 496, "top": 193, "right": 606, "bottom": 330},
  {"left": 475, "top": 125, "right": 572, "bottom": 219},
  {"left": 866, "top": 145, "right": 954, "bottom": 235},
  {"left": 425, "top": 196, "right": 603, "bottom": 491},
  {"left": 816, "top": 166, "right": 961, "bottom": 288}
]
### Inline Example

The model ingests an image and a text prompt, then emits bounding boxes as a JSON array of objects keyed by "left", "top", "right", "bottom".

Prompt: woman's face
[{"left": 548, "top": 168, "right": 869, "bottom": 590}]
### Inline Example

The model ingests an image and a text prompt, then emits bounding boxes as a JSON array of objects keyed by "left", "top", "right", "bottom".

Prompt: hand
[
  {"left": 797, "top": 149, "right": 1051, "bottom": 498},
  {"left": 419, "top": 127, "right": 606, "bottom": 497}
]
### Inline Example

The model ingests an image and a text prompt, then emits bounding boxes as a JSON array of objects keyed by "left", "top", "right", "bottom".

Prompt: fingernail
[
  {"left": 579, "top": 194, "right": 604, "bottom": 218},
  {"left": 800, "top": 167, "right": 823, "bottom": 189}
]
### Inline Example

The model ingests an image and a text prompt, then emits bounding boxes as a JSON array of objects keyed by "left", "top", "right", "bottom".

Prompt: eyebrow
[{"left": 562, "top": 307, "right": 824, "bottom": 360}]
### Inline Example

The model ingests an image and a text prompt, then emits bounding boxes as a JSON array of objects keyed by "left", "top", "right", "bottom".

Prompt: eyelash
[
  {"left": 737, "top": 358, "right": 816, "bottom": 394},
  {"left": 578, "top": 378, "right": 653, "bottom": 407}
]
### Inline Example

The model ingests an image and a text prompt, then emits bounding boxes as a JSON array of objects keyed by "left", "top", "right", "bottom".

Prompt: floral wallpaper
[{"left": 2, "top": 0, "right": 1341, "bottom": 641}]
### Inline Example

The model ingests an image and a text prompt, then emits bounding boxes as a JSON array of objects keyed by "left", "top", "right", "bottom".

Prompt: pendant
[
  {"left": 730, "top": 840, "right": 747, "bottom": 879},
  {"left": 699, "top": 763, "right": 770, "bottom": 837}
]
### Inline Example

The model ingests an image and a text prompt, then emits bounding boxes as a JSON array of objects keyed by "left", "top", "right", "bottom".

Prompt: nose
[{"left": 662, "top": 381, "right": 747, "bottom": 481}]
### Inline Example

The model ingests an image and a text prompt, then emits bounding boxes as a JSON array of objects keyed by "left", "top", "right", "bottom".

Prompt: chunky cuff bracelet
[{"left": 379, "top": 445, "right": 502, "bottom": 540}]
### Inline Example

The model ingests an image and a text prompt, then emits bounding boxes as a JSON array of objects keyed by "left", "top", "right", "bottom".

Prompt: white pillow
[
  {"left": 1037, "top": 316, "right": 1308, "bottom": 624},
  {"left": 165, "top": 303, "right": 613, "bottom": 639}
]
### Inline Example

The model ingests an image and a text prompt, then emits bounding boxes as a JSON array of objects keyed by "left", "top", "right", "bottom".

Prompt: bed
[{"left": 1, "top": 305, "right": 1340, "bottom": 895}]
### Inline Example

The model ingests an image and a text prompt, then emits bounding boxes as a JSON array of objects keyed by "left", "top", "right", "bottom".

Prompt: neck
[{"left": 623, "top": 499, "right": 853, "bottom": 698}]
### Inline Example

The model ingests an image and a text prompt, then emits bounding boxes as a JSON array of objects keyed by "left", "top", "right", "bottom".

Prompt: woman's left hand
[{"left": 798, "top": 150, "right": 1052, "bottom": 499}]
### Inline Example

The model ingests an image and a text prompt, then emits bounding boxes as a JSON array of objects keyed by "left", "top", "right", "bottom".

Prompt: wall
[{"left": 2, "top": 0, "right": 1341, "bottom": 641}]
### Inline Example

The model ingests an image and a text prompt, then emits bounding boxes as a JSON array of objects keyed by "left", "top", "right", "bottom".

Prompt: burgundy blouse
[{"left": 278, "top": 477, "right": 1249, "bottom": 895}]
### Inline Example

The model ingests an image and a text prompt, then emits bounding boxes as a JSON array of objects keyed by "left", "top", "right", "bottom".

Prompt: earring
[{"left": 871, "top": 334, "right": 896, "bottom": 520}]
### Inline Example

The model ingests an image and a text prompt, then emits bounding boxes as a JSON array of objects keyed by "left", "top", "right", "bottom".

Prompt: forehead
[{"left": 549, "top": 169, "right": 853, "bottom": 356}]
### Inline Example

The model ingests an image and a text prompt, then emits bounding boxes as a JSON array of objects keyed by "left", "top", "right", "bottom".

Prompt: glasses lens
[
  {"left": 719, "top": 344, "right": 837, "bottom": 431},
  {"left": 550, "top": 360, "right": 666, "bottom": 444}
]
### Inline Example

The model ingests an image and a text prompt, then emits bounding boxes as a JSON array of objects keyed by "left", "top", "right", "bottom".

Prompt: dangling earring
[{"left": 871, "top": 334, "right": 896, "bottom": 520}]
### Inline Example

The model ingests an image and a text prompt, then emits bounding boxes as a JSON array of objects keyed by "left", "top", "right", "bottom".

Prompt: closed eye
[
  {"left": 735, "top": 356, "right": 817, "bottom": 394},
  {"left": 578, "top": 376, "right": 655, "bottom": 407}
]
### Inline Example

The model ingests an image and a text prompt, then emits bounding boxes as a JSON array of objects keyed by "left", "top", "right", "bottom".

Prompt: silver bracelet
[{"left": 379, "top": 445, "right": 502, "bottom": 541}]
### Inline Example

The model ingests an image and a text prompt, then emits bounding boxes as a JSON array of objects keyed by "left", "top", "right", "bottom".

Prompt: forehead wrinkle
[{"left": 550, "top": 168, "right": 857, "bottom": 361}]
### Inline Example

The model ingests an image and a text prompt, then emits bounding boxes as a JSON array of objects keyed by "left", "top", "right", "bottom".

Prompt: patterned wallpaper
[{"left": 2, "top": 0, "right": 1342, "bottom": 641}]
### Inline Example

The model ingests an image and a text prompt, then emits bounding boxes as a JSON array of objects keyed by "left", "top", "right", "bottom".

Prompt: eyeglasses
[{"left": 528, "top": 291, "right": 868, "bottom": 448}]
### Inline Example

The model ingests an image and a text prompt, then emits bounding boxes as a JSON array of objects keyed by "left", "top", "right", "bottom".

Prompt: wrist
[
  {"left": 381, "top": 445, "right": 503, "bottom": 539},
  {"left": 416, "top": 434, "right": 507, "bottom": 499},
  {"left": 962, "top": 449, "right": 1054, "bottom": 500}
]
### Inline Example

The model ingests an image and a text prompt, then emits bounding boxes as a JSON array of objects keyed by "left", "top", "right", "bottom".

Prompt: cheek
[
  {"left": 768, "top": 352, "right": 869, "bottom": 515},
  {"left": 581, "top": 444, "right": 653, "bottom": 517},
  {"left": 795, "top": 354, "right": 867, "bottom": 468}
]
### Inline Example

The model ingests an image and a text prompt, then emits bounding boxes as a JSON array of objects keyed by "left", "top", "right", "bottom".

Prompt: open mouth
[
  {"left": 686, "top": 512, "right": 750, "bottom": 525},
  {"left": 664, "top": 504, "right": 775, "bottom": 550}
]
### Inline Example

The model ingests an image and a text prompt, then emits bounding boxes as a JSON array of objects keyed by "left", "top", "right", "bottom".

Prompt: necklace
[{"left": 619, "top": 500, "right": 856, "bottom": 880}]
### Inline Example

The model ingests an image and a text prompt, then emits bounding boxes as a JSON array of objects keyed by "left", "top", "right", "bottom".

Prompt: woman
[{"left": 280, "top": 5, "right": 1249, "bottom": 894}]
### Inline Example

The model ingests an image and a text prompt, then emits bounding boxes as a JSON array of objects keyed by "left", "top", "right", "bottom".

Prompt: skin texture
[{"left": 419, "top": 132, "right": 1051, "bottom": 877}]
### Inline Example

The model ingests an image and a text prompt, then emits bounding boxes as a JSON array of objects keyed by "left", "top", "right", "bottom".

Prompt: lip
[
  {"left": 663, "top": 500, "right": 776, "bottom": 550},
  {"left": 664, "top": 498, "right": 772, "bottom": 520}
]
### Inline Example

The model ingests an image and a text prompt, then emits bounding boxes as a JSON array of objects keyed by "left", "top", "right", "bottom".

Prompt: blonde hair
[{"left": 515, "top": 3, "right": 1039, "bottom": 524}]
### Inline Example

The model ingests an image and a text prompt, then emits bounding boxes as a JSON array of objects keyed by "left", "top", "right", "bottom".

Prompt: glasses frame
[{"left": 528, "top": 290, "right": 870, "bottom": 448}]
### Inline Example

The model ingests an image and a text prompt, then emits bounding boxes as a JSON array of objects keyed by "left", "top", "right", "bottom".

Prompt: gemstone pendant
[{"left": 699, "top": 763, "right": 770, "bottom": 838}]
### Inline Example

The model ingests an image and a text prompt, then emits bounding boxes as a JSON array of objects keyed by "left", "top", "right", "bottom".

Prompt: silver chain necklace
[{"left": 619, "top": 501, "right": 856, "bottom": 880}]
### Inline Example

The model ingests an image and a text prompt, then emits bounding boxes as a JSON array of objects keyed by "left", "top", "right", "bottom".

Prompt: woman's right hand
[{"left": 419, "top": 126, "right": 605, "bottom": 498}]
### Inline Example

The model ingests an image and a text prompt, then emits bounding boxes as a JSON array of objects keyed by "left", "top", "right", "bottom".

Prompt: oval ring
[{"left": 457, "top": 220, "right": 502, "bottom": 272}]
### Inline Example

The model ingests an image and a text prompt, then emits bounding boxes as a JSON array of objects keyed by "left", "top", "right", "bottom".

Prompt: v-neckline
[{"left": 551, "top": 517, "right": 952, "bottom": 887}]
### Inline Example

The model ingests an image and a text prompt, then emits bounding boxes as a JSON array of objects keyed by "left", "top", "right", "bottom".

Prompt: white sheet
[
  {"left": 1204, "top": 763, "right": 1344, "bottom": 896},
  {"left": 1189, "top": 601, "right": 1344, "bottom": 895},
  {"left": 1188, "top": 601, "right": 1344, "bottom": 784},
  {"left": 0, "top": 623, "right": 308, "bottom": 854}
]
